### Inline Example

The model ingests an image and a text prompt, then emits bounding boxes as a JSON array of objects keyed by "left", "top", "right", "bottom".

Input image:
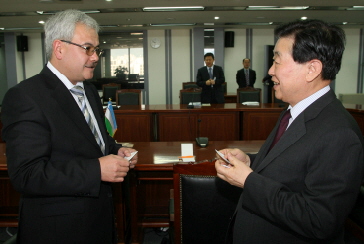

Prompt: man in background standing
[
  {"left": 196, "top": 52, "right": 225, "bottom": 104},
  {"left": 236, "top": 58, "right": 256, "bottom": 88}
]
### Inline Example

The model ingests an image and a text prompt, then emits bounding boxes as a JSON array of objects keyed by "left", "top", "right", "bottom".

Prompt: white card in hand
[
  {"left": 124, "top": 151, "right": 138, "bottom": 161},
  {"left": 215, "top": 149, "right": 233, "bottom": 166}
]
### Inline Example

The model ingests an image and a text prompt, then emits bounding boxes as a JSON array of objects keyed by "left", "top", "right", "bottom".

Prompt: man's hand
[
  {"left": 215, "top": 149, "right": 253, "bottom": 188},
  {"left": 117, "top": 147, "right": 138, "bottom": 168},
  {"left": 99, "top": 155, "right": 130, "bottom": 182},
  {"left": 206, "top": 79, "right": 215, "bottom": 86}
]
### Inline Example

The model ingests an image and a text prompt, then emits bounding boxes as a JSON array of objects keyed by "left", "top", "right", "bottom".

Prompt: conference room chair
[
  {"left": 338, "top": 93, "right": 364, "bottom": 105},
  {"left": 128, "top": 74, "right": 140, "bottom": 81},
  {"left": 179, "top": 88, "right": 202, "bottom": 104},
  {"left": 102, "top": 83, "right": 121, "bottom": 105},
  {"left": 182, "top": 82, "right": 199, "bottom": 90},
  {"left": 116, "top": 89, "right": 141, "bottom": 105},
  {"left": 172, "top": 161, "right": 242, "bottom": 244},
  {"left": 237, "top": 87, "right": 261, "bottom": 103}
]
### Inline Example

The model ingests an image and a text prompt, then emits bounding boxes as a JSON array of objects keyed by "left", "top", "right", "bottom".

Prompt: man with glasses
[
  {"left": 1, "top": 9, "right": 137, "bottom": 244},
  {"left": 236, "top": 58, "right": 256, "bottom": 88}
]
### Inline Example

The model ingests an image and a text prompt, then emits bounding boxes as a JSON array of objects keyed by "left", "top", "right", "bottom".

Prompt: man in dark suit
[
  {"left": 1, "top": 10, "right": 137, "bottom": 244},
  {"left": 216, "top": 20, "right": 364, "bottom": 243},
  {"left": 196, "top": 53, "right": 225, "bottom": 104},
  {"left": 236, "top": 58, "right": 256, "bottom": 88}
]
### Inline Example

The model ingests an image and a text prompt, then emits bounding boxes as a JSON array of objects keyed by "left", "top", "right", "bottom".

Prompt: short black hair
[
  {"left": 243, "top": 58, "right": 250, "bottom": 62},
  {"left": 275, "top": 19, "right": 345, "bottom": 80},
  {"left": 204, "top": 52, "right": 215, "bottom": 60}
]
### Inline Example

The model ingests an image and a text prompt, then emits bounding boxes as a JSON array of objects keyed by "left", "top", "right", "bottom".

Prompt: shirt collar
[
  {"left": 288, "top": 85, "right": 330, "bottom": 121},
  {"left": 47, "top": 62, "right": 84, "bottom": 90}
]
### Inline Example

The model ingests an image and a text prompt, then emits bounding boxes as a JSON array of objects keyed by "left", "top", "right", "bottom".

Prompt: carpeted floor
[
  {"left": 142, "top": 228, "right": 171, "bottom": 244},
  {"left": 1, "top": 227, "right": 362, "bottom": 244},
  {"left": 0, "top": 227, "right": 172, "bottom": 244}
]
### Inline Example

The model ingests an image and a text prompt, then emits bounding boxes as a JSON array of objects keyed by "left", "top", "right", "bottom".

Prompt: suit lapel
[
  {"left": 253, "top": 116, "right": 306, "bottom": 172},
  {"left": 205, "top": 66, "right": 210, "bottom": 79},
  {"left": 252, "top": 90, "right": 336, "bottom": 172},
  {"left": 41, "top": 67, "right": 102, "bottom": 151}
]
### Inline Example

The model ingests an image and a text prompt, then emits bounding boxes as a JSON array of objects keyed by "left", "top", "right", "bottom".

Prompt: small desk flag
[{"left": 105, "top": 100, "right": 117, "bottom": 137}]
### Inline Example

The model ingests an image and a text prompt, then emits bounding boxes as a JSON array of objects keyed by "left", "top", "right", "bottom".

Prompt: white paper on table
[
  {"left": 181, "top": 143, "right": 195, "bottom": 162},
  {"left": 242, "top": 101, "right": 260, "bottom": 106}
]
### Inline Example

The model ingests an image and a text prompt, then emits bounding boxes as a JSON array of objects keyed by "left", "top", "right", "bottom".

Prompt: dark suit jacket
[
  {"left": 1, "top": 66, "right": 122, "bottom": 244},
  {"left": 236, "top": 68, "right": 256, "bottom": 88},
  {"left": 196, "top": 65, "right": 225, "bottom": 104},
  {"left": 228, "top": 90, "right": 364, "bottom": 243}
]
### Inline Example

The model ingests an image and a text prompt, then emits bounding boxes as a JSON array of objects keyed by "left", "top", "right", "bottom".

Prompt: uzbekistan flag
[{"left": 105, "top": 100, "right": 117, "bottom": 137}]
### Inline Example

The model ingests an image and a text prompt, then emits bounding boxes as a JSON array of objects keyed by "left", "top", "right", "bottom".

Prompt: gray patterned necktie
[
  {"left": 70, "top": 86, "right": 105, "bottom": 154},
  {"left": 208, "top": 67, "right": 213, "bottom": 79}
]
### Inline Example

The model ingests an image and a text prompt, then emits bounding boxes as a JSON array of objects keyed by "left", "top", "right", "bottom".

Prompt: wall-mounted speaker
[
  {"left": 224, "top": 31, "right": 234, "bottom": 47},
  {"left": 17, "top": 36, "right": 28, "bottom": 52}
]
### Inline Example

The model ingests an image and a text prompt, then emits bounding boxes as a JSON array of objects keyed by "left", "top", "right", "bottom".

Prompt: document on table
[
  {"left": 180, "top": 143, "right": 195, "bottom": 162},
  {"left": 242, "top": 101, "right": 260, "bottom": 106}
]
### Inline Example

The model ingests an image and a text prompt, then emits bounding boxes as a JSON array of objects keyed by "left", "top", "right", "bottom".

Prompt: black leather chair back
[
  {"left": 116, "top": 89, "right": 141, "bottom": 105},
  {"left": 177, "top": 173, "right": 242, "bottom": 244},
  {"left": 237, "top": 88, "right": 261, "bottom": 103}
]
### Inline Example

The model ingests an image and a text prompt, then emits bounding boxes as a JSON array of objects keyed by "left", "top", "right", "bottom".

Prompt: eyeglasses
[{"left": 60, "top": 40, "right": 103, "bottom": 57}]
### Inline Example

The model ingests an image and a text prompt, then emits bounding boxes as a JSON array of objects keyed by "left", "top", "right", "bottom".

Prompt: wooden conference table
[{"left": 0, "top": 140, "right": 264, "bottom": 244}]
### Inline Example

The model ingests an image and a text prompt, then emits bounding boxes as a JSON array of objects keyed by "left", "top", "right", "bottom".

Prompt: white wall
[
  {"left": 224, "top": 29, "right": 246, "bottom": 93},
  {"left": 252, "top": 29, "right": 275, "bottom": 90},
  {"left": 171, "top": 29, "right": 190, "bottom": 104},
  {"left": 147, "top": 29, "right": 166, "bottom": 105},
  {"left": 335, "top": 28, "right": 361, "bottom": 95},
  {"left": 15, "top": 46, "right": 24, "bottom": 83},
  {"left": 24, "top": 33, "right": 43, "bottom": 79},
  {"left": 0, "top": 35, "right": 7, "bottom": 103}
]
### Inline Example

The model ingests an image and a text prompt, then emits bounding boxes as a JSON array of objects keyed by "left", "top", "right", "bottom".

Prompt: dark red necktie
[{"left": 269, "top": 109, "right": 291, "bottom": 150}]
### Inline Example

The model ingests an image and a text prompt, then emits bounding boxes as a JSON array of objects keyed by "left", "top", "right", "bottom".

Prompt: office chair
[
  {"left": 102, "top": 83, "right": 121, "bottom": 105},
  {"left": 116, "top": 89, "right": 141, "bottom": 105},
  {"left": 128, "top": 74, "right": 140, "bottom": 81},
  {"left": 173, "top": 161, "right": 242, "bottom": 244},
  {"left": 237, "top": 87, "right": 261, "bottom": 103},
  {"left": 182, "top": 82, "right": 199, "bottom": 90},
  {"left": 179, "top": 88, "right": 202, "bottom": 104}
]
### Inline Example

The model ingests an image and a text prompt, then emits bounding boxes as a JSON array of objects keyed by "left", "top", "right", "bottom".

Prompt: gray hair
[{"left": 44, "top": 9, "right": 100, "bottom": 60}]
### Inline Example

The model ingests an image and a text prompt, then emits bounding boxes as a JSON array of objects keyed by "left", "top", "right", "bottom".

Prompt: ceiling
[{"left": 1, "top": 0, "right": 364, "bottom": 49}]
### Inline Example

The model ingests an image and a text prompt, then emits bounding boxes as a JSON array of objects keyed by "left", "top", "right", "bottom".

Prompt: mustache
[{"left": 85, "top": 62, "right": 98, "bottom": 68}]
